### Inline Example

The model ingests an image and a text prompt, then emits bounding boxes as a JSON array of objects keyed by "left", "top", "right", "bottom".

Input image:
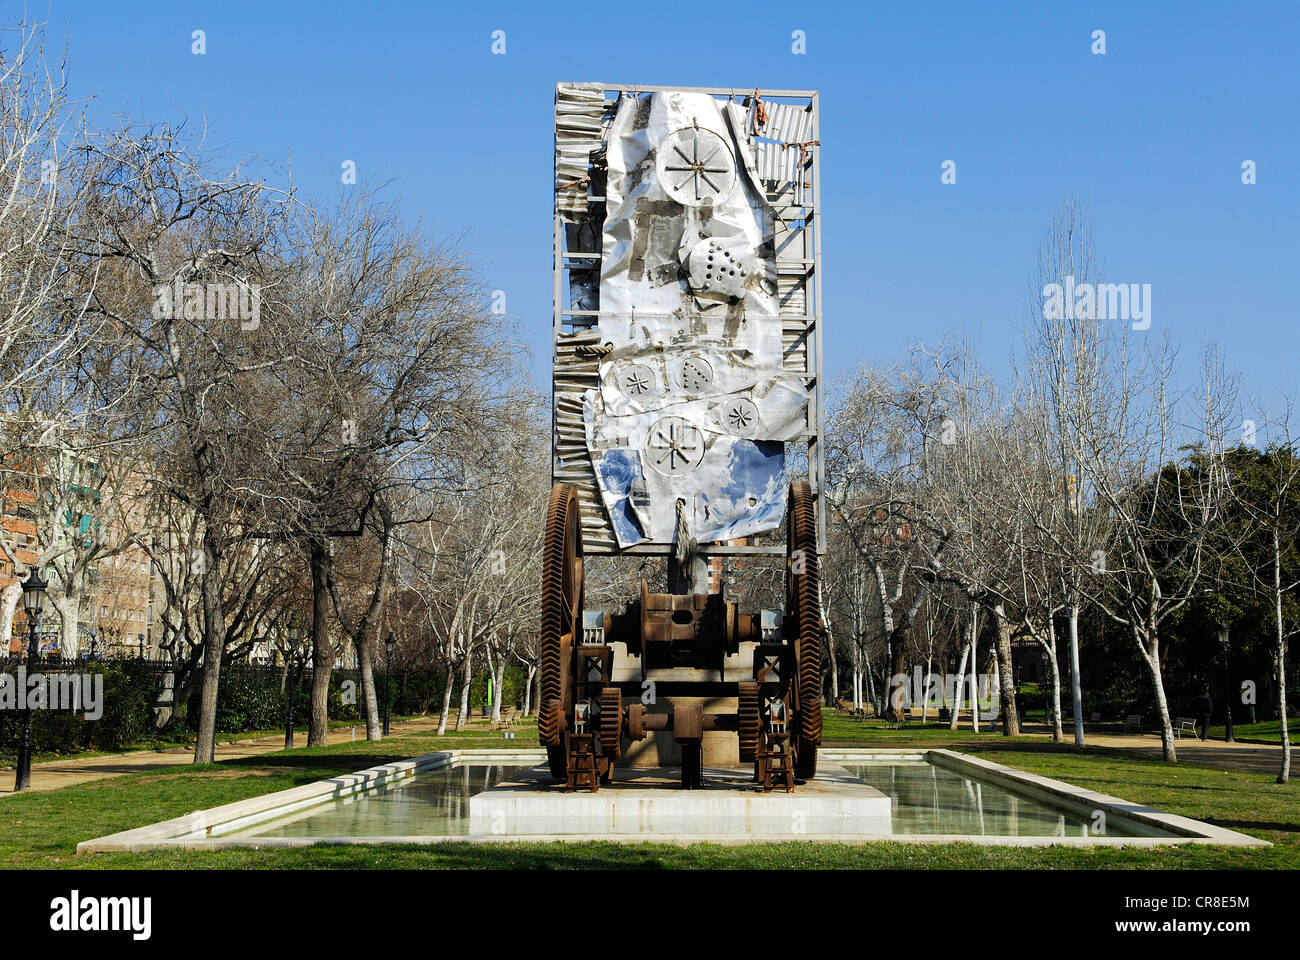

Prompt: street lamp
[
  {"left": 14, "top": 568, "right": 47, "bottom": 791},
  {"left": 138, "top": 633, "right": 145, "bottom": 660},
  {"left": 383, "top": 632, "right": 396, "bottom": 736},
  {"left": 284, "top": 617, "right": 303, "bottom": 750}
]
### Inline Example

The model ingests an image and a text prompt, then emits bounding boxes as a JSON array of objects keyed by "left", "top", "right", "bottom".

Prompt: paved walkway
[
  {"left": 1060, "top": 729, "right": 1286, "bottom": 775},
  {"left": 958, "top": 721, "right": 1288, "bottom": 775},
  {"left": 0, "top": 715, "right": 448, "bottom": 796}
]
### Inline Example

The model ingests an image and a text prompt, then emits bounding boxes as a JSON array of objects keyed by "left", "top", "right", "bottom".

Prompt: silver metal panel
[{"left": 554, "top": 84, "right": 825, "bottom": 556}]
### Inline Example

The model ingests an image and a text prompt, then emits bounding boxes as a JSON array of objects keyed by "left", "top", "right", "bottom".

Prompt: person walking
[{"left": 1193, "top": 688, "right": 1213, "bottom": 741}]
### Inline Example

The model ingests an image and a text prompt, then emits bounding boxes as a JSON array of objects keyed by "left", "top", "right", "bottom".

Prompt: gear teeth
[
  {"left": 539, "top": 484, "right": 581, "bottom": 750},
  {"left": 538, "top": 697, "right": 564, "bottom": 748},
  {"left": 787, "top": 481, "right": 823, "bottom": 775},
  {"left": 737, "top": 681, "right": 760, "bottom": 762},
  {"left": 598, "top": 687, "right": 622, "bottom": 760}
]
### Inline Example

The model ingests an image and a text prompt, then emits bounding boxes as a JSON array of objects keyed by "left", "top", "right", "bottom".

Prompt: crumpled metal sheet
[
  {"left": 584, "top": 90, "right": 808, "bottom": 548},
  {"left": 754, "top": 101, "right": 814, "bottom": 184},
  {"left": 555, "top": 82, "right": 608, "bottom": 221}
]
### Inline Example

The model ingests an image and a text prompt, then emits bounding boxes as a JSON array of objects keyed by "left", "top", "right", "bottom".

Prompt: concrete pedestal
[{"left": 468, "top": 760, "right": 892, "bottom": 837}]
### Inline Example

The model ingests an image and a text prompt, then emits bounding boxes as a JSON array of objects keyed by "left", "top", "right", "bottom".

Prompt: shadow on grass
[
  {"left": 213, "top": 752, "right": 420, "bottom": 776},
  {"left": 1207, "top": 819, "right": 1300, "bottom": 835}
]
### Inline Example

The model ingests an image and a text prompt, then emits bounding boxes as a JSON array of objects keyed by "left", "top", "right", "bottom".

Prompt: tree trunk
[
  {"left": 455, "top": 647, "right": 473, "bottom": 731},
  {"left": 1276, "top": 529, "right": 1291, "bottom": 784},
  {"left": 969, "top": 602, "right": 980, "bottom": 732},
  {"left": 49, "top": 591, "right": 79, "bottom": 660},
  {"left": 888, "top": 635, "right": 907, "bottom": 719},
  {"left": 950, "top": 635, "right": 971, "bottom": 731},
  {"left": 1219, "top": 624, "right": 1234, "bottom": 743},
  {"left": 923, "top": 652, "right": 933, "bottom": 720},
  {"left": 994, "top": 605, "right": 1019, "bottom": 736},
  {"left": 192, "top": 527, "right": 227, "bottom": 764},
  {"left": 1141, "top": 630, "right": 1177, "bottom": 762},
  {"left": 51, "top": 586, "right": 81, "bottom": 659},
  {"left": 522, "top": 662, "right": 535, "bottom": 716},
  {"left": 1046, "top": 621, "right": 1064, "bottom": 743},
  {"left": 437, "top": 660, "right": 455, "bottom": 735},
  {"left": 491, "top": 654, "right": 505, "bottom": 723},
  {"left": 355, "top": 624, "right": 382, "bottom": 740},
  {"left": 0, "top": 581, "right": 22, "bottom": 653},
  {"left": 830, "top": 641, "right": 840, "bottom": 707},
  {"left": 1068, "top": 605, "right": 1085, "bottom": 747},
  {"left": 307, "top": 538, "right": 334, "bottom": 747}
]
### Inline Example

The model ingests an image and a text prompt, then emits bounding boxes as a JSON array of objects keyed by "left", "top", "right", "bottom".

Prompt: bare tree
[
  {"left": 1016, "top": 196, "right": 1108, "bottom": 746},
  {"left": 1071, "top": 341, "right": 1235, "bottom": 761},
  {"left": 259, "top": 187, "right": 525, "bottom": 745},
  {"left": 74, "top": 120, "right": 290, "bottom": 762},
  {"left": 1228, "top": 397, "right": 1300, "bottom": 782}
]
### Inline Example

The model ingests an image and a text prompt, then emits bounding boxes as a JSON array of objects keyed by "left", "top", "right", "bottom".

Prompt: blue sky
[{"left": 30, "top": 0, "right": 1299, "bottom": 416}]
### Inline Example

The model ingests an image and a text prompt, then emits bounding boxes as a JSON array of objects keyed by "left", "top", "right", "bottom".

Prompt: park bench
[
  {"left": 1174, "top": 716, "right": 1197, "bottom": 739},
  {"left": 1089, "top": 711, "right": 1102, "bottom": 724},
  {"left": 1123, "top": 714, "right": 1143, "bottom": 734}
]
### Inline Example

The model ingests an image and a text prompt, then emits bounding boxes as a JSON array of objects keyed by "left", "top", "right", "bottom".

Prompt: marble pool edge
[{"left": 75, "top": 746, "right": 1270, "bottom": 853}]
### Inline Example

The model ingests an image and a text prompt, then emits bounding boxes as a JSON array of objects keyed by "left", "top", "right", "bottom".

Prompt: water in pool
[
  {"left": 231, "top": 764, "right": 533, "bottom": 838},
  {"left": 841, "top": 761, "right": 1154, "bottom": 837},
  {"left": 230, "top": 759, "right": 1162, "bottom": 839}
]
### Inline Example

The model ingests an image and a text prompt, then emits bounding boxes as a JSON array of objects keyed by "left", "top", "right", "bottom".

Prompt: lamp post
[
  {"left": 14, "top": 569, "right": 47, "bottom": 791},
  {"left": 138, "top": 633, "right": 145, "bottom": 660},
  {"left": 284, "top": 617, "right": 303, "bottom": 750},
  {"left": 383, "top": 632, "right": 396, "bottom": 736}
]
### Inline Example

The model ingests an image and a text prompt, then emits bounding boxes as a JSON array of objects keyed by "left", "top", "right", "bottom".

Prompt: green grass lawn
[
  {"left": 1205, "top": 717, "right": 1299, "bottom": 742},
  {"left": 7, "top": 714, "right": 429, "bottom": 768},
  {"left": 1, "top": 714, "right": 1294, "bottom": 870},
  {"left": 822, "top": 712, "right": 1012, "bottom": 744}
]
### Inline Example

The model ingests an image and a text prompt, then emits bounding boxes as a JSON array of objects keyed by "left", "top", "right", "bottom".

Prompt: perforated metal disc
[{"left": 678, "top": 356, "right": 714, "bottom": 393}]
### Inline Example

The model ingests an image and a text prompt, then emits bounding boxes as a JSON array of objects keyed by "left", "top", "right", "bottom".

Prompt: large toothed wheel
[
  {"left": 738, "top": 681, "right": 761, "bottom": 763},
  {"left": 599, "top": 686, "right": 623, "bottom": 760},
  {"left": 539, "top": 483, "right": 583, "bottom": 779},
  {"left": 786, "top": 481, "right": 823, "bottom": 779}
]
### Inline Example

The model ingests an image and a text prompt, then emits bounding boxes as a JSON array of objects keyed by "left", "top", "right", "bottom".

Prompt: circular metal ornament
[
  {"left": 619, "top": 363, "right": 657, "bottom": 398},
  {"left": 686, "top": 237, "right": 753, "bottom": 302},
  {"left": 645, "top": 416, "right": 706, "bottom": 476},
  {"left": 721, "top": 397, "right": 760, "bottom": 436},
  {"left": 657, "top": 125, "right": 736, "bottom": 206},
  {"left": 678, "top": 356, "right": 714, "bottom": 394}
]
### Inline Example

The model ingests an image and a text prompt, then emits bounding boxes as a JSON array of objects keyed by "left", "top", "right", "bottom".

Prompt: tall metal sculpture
[{"left": 546, "top": 84, "right": 825, "bottom": 791}]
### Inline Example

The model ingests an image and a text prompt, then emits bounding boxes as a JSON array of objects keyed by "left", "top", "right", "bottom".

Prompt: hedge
[{"left": 0, "top": 658, "right": 532, "bottom": 765}]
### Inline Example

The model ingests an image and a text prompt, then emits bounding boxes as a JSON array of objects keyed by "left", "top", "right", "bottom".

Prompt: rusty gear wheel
[
  {"left": 539, "top": 483, "right": 583, "bottom": 779},
  {"left": 599, "top": 687, "right": 622, "bottom": 760},
  {"left": 737, "top": 681, "right": 760, "bottom": 763},
  {"left": 786, "top": 480, "right": 822, "bottom": 778},
  {"left": 538, "top": 481, "right": 579, "bottom": 780},
  {"left": 539, "top": 699, "right": 566, "bottom": 779}
]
